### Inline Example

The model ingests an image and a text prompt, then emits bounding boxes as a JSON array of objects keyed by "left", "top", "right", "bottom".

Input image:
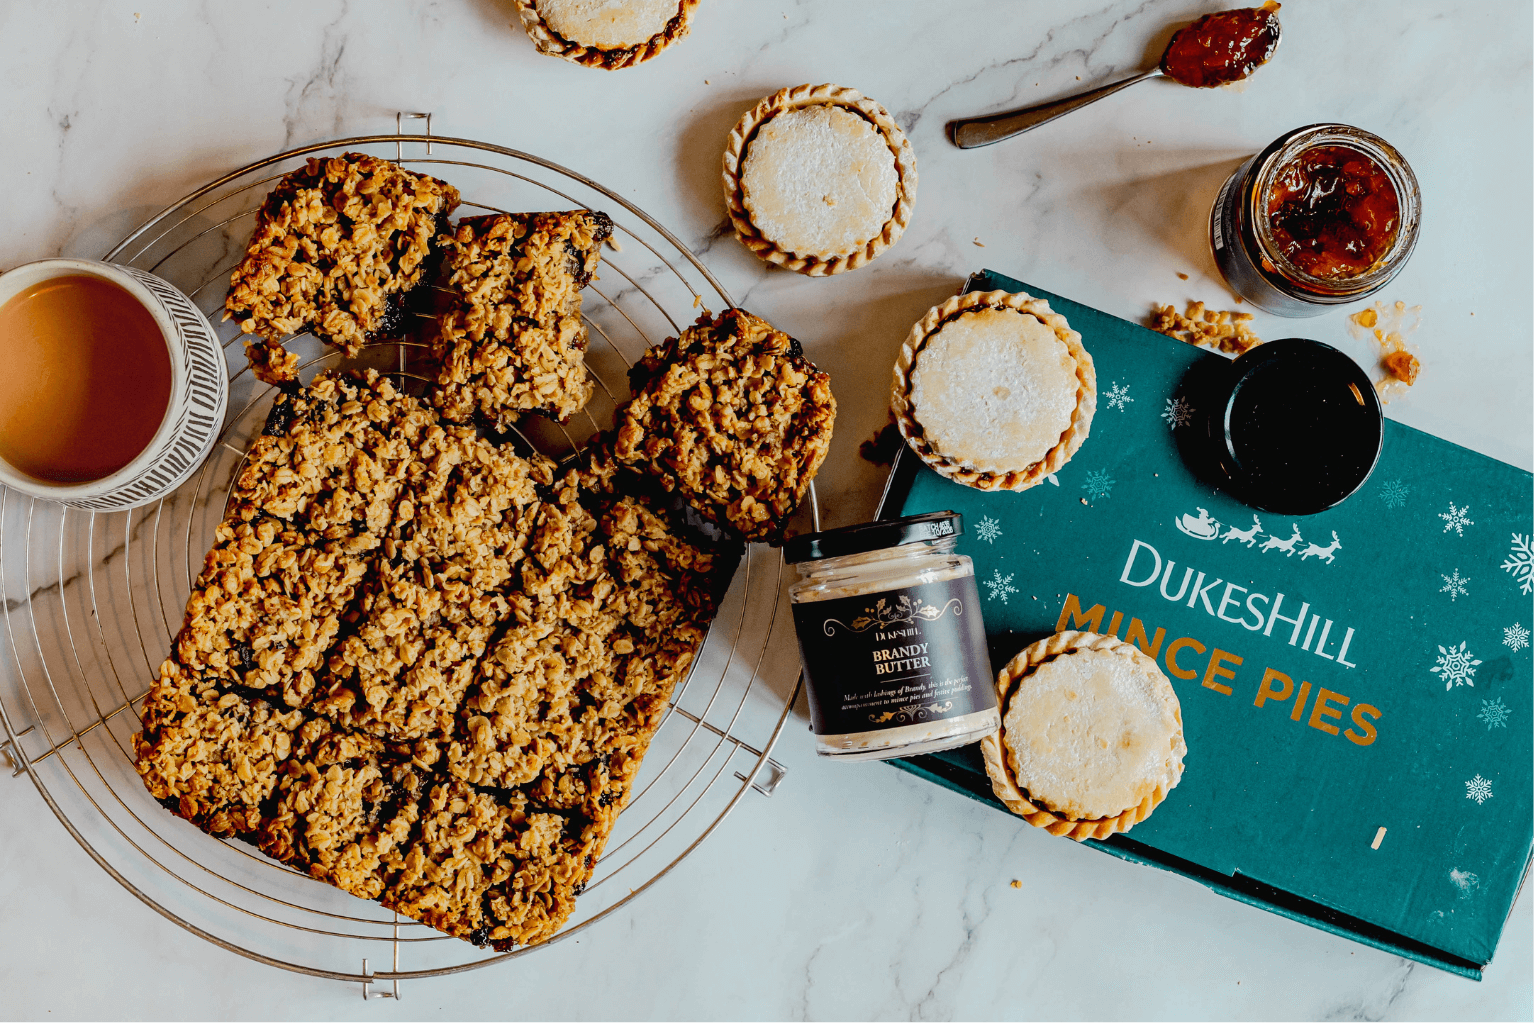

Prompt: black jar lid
[
  {"left": 1206, "top": 338, "right": 1383, "bottom": 515},
  {"left": 783, "top": 511, "right": 963, "bottom": 564}
]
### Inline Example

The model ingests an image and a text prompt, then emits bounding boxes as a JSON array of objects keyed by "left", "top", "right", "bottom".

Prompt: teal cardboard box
[{"left": 882, "top": 270, "right": 1534, "bottom": 978}]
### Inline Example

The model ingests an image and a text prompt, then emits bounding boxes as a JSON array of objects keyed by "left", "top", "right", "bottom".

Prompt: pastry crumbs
[{"left": 1151, "top": 300, "right": 1262, "bottom": 356}]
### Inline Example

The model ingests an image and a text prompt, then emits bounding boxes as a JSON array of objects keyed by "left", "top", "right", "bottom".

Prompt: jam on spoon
[
  {"left": 1161, "top": 2, "right": 1282, "bottom": 88},
  {"left": 948, "top": 3, "right": 1282, "bottom": 148}
]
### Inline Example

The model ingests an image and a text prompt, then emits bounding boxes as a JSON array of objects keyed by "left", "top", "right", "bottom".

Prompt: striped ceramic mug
[{"left": 0, "top": 259, "right": 228, "bottom": 511}]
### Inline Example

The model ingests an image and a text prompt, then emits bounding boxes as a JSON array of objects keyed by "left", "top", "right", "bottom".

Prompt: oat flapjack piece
[
  {"left": 979, "top": 631, "right": 1185, "bottom": 841},
  {"left": 892, "top": 290, "right": 1096, "bottom": 492},
  {"left": 173, "top": 516, "right": 370, "bottom": 707},
  {"left": 231, "top": 370, "right": 433, "bottom": 538},
  {"left": 448, "top": 489, "right": 722, "bottom": 791},
  {"left": 262, "top": 740, "right": 619, "bottom": 950},
  {"left": 258, "top": 721, "right": 411, "bottom": 900},
  {"left": 318, "top": 562, "right": 515, "bottom": 743},
  {"left": 612, "top": 308, "right": 835, "bottom": 543},
  {"left": 379, "top": 774, "right": 597, "bottom": 949},
  {"left": 386, "top": 437, "right": 550, "bottom": 595},
  {"left": 133, "top": 661, "right": 305, "bottom": 838},
  {"left": 224, "top": 153, "right": 460, "bottom": 384},
  {"left": 433, "top": 212, "right": 613, "bottom": 430}
]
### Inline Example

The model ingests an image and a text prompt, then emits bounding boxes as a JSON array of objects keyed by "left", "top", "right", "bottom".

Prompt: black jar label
[{"left": 792, "top": 576, "right": 996, "bottom": 737}]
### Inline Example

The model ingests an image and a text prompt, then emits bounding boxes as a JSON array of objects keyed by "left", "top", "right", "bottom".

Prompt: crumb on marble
[{"left": 1347, "top": 299, "right": 1423, "bottom": 401}]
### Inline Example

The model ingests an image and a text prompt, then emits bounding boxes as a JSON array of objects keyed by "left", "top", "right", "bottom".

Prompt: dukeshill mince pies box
[{"left": 879, "top": 270, "right": 1533, "bottom": 978}]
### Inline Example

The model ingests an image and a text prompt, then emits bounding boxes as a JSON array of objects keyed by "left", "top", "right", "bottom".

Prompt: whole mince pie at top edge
[
  {"left": 892, "top": 290, "right": 1096, "bottom": 491},
  {"left": 980, "top": 631, "right": 1186, "bottom": 841},
  {"left": 513, "top": 0, "right": 700, "bottom": 69},
  {"left": 723, "top": 84, "right": 918, "bottom": 276}
]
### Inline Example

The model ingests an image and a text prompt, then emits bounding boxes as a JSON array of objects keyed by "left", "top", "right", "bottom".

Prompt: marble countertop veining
[{"left": 0, "top": 1, "right": 1530, "bottom": 1018}]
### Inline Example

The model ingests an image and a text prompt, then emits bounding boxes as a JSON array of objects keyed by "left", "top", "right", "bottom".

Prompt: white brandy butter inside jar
[{"left": 785, "top": 511, "right": 1000, "bottom": 760}]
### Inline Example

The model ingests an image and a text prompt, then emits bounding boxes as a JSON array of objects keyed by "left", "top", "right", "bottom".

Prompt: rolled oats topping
[
  {"left": 259, "top": 732, "right": 412, "bottom": 901},
  {"left": 136, "top": 365, "right": 738, "bottom": 949},
  {"left": 224, "top": 153, "right": 460, "bottom": 384},
  {"left": 433, "top": 212, "right": 613, "bottom": 430},
  {"left": 322, "top": 568, "right": 507, "bottom": 741},
  {"left": 174, "top": 516, "right": 370, "bottom": 705},
  {"left": 613, "top": 308, "right": 836, "bottom": 543},
  {"left": 446, "top": 488, "right": 720, "bottom": 791},
  {"left": 231, "top": 371, "right": 429, "bottom": 537},
  {"left": 133, "top": 661, "right": 306, "bottom": 838}
]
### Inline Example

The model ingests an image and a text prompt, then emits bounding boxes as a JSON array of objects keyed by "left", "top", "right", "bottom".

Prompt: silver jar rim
[{"left": 1246, "top": 124, "right": 1421, "bottom": 298}]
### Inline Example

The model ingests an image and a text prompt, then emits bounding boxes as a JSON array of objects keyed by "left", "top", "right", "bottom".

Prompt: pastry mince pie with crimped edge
[
  {"left": 980, "top": 631, "right": 1186, "bottom": 841},
  {"left": 723, "top": 83, "right": 918, "bottom": 277},
  {"left": 513, "top": 0, "right": 700, "bottom": 70},
  {"left": 892, "top": 289, "right": 1096, "bottom": 491}
]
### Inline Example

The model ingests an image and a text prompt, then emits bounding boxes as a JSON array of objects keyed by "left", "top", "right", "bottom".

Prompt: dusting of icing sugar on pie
[
  {"left": 536, "top": 0, "right": 679, "bottom": 48},
  {"left": 1002, "top": 648, "right": 1183, "bottom": 821},
  {"left": 740, "top": 104, "right": 899, "bottom": 259},
  {"left": 909, "top": 308, "right": 1079, "bottom": 475}
]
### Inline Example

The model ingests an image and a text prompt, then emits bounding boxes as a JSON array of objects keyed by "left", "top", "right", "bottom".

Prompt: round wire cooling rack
[{"left": 0, "top": 122, "right": 811, "bottom": 993}]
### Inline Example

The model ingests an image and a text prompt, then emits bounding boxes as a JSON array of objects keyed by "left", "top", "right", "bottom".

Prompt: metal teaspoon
[{"left": 948, "top": 3, "right": 1281, "bottom": 150}]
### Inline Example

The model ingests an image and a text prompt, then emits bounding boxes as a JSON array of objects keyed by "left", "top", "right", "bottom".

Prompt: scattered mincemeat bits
[
  {"left": 1349, "top": 302, "right": 1423, "bottom": 390},
  {"left": 1382, "top": 350, "right": 1420, "bottom": 385}
]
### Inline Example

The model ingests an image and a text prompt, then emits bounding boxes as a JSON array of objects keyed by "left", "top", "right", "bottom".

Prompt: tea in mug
[{"left": 0, "top": 273, "right": 172, "bottom": 483}]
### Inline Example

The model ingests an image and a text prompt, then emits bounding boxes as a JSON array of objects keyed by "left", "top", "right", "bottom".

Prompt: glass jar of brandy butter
[
  {"left": 785, "top": 512, "right": 1000, "bottom": 761},
  {"left": 1210, "top": 124, "right": 1421, "bottom": 316}
]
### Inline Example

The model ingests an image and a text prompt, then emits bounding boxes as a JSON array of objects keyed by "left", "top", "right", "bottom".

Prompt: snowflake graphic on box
[
  {"left": 1477, "top": 698, "right": 1511, "bottom": 731},
  {"left": 1439, "top": 502, "right": 1474, "bottom": 536},
  {"left": 1161, "top": 396, "right": 1193, "bottom": 430},
  {"left": 1440, "top": 568, "right": 1470, "bottom": 601},
  {"left": 983, "top": 569, "right": 1017, "bottom": 603},
  {"left": 1430, "top": 641, "right": 1481, "bottom": 690},
  {"left": 1465, "top": 774, "right": 1493, "bottom": 805},
  {"left": 1081, "top": 469, "right": 1115, "bottom": 500},
  {"left": 1105, "top": 382, "right": 1133, "bottom": 411},
  {"left": 1502, "top": 533, "right": 1533, "bottom": 595},
  {"left": 974, "top": 516, "right": 1002, "bottom": 544},
  {"left": 1378, "top": 479, "right": 1410, "bottom": 509},
  {"left": 1504, "top": 622, "right": 1530, "bottom": 651}
]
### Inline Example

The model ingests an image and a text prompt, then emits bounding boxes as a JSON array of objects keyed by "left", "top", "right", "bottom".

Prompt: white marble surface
[{"left": 0, "top": 0, "right": 1531, "bottom": 1018}]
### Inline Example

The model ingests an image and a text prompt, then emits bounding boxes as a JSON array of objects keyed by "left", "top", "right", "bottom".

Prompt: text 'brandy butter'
[{"left": 786, "top": 512, "right": 999, "bottom": 761}]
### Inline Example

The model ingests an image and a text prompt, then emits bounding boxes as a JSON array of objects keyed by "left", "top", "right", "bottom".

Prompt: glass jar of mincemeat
[
  {"left": 1210, "top": 124, "right": 1421, "bottom": 317},
  {"left": 784, "top": 511, "right": 1000, "bottom": 761}
]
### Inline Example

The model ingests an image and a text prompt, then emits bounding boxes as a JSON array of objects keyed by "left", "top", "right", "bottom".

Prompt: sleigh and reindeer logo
[{"left": 1173, "top": 508, "right": 1341, "bottom": 564}]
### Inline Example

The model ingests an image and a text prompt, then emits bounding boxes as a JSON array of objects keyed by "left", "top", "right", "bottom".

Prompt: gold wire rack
[{"left": 0, "top": 121, "right": 805, "bottom": 995}]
